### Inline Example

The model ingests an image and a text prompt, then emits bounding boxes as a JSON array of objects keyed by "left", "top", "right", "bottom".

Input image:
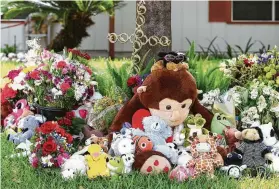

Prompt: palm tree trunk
[
  {"left": 137, "top": 0, "right": 172, "bottom": 68},
  {"left": 47, "top": 13, "right": 94, "bottom": 52}
]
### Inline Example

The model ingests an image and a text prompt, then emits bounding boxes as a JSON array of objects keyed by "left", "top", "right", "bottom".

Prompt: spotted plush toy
[{"left": 186, "top": 132, "right": 224, "bottom": 179}]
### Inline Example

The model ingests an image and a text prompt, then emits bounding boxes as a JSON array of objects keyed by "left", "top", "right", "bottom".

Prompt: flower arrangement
[
  {"left": 199, "top": 89, "right": 220, "bottom": 110},
  {"left": 29, "top": 121, "right": 73, "bottom": 168},
  {"left": 228, "top": 80, "right": 279, "bottom": 127},
  {"left": 57, "top": 111, "right": 85, "bottom": 136},
  {"left": 220, "top": 46, "right": 279, "bottom": 88},
  {"left": 4, "top": 39, "right": 96, "bottom": 110}
]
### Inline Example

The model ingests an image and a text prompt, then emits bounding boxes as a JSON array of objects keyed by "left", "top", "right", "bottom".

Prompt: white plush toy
[
  {"left": 121, "top": 153, "right": 135, "bottom": 174},
  {"left": 61, "top": 155, "right": 87, "bottom": 179},
  {"left": 220, "top": 165, "right": 247, "bottom": 179},
  {"left": 109, "top": 133, "right": 135, "bottom": 156},
  {"left": 173, "top": 124, "right": 186, "bottom": 147},
  {"left": 177, "top": 147, "right": 193, "bottom": 167}
]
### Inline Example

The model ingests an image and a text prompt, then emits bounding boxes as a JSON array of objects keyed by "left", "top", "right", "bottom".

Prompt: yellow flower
[{"left": 22, "top": 66, "right": 38, "bottom": 73}]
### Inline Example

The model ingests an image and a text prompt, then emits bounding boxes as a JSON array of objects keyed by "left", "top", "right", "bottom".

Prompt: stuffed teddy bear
[
  {"left": 85, "top": 144, "right": 110, "bottom": 179},
  {"left": 61, "top": 154, "right": 87, "bottom": 179},
  {"left": 7, "top": 115, "right": 42, "bottom": 144},
  {"left": 235, "top": 127, "right": 272, "bottom": 168},
  {"left": 106, "top": 156, "right": 125, "bottom": 177},
  {"left": 186, "top": 133, "right": 224, "bottom": 179},
  {"left": 133, "top": 151, "right": 172, "bottom": 175},
  {"left": 131, "top": 116, "right": 172, "bottom": 146},
  {"left": 121, "top": 153, "right": 135, "bottom": 174},
  {"left": 169, "top": 165, "right": 195, "bottom": 182},
  {"left": 220, "top": 165, "right": 247, "bottom": 179},
  {"left": 109, "top": 133, "right": 135, "bottom": 156}
]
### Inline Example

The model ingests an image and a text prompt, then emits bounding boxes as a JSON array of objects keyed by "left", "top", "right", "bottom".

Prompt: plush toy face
[
  {"left": 242, "top": 128, "right": 261, "bottom": 141},
  {"left": 18, "top": 115, "right": 40, "bottom": 130},
  {"left": 133, "top": 136, "right": 153, "bottom": 153},
  {"left": 259, "top": 122, "right": 278, "bottom": 147},
  {"left": 112, "top": 136, "right": 135, "bottom": 156},
  {"left": 121, "top": 153, "right": 135, "bottom": 166},
  {"left": 61, "top": 156, "right": 87, "bottom": 179},
  {"left": 190, "top": 134, "right": 218, "bottom": 158},
  {"left": 211, "top": 113, "right": 232, "bottom": 134},
  {"left": 196, "top": 142, "right": 211, "bottom": 153},
  {"left": 106, "top": 156, "right": 124, "bottom": 173},
  {"left": 142, "top": 116, "right": 172, "bottom": 138},
  {"left": 140, "top": 155, "right": 171, "bottom": 174},
  {"left": 149, "top": 98, "right": 192, "bottom": 127},
  {"left": 87, "top": 144, "right": 104, "bottom": 161}
]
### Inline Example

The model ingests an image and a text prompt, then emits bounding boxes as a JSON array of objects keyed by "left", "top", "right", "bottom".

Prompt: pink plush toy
[
  {"left": 169, "top": 165, "right": 195, "bottom": 182},
  {"left": 4, "top": 99, "right": 30, "bottom": 128}
]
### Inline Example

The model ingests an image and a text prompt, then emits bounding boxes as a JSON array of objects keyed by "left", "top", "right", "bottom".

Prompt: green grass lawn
[{"left": 1, "top": 58, "right": 279, "bottom": 189}]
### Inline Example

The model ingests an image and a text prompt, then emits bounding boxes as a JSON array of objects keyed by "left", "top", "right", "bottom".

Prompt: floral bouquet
[
  {"left": 219, "top": 46, "right": 279, "bottom": 88},
  {"left": 228, "top": 79, "right": 279, "bottom": 128},
  {"left": 4, "top": 39, "right": 96, "bottom": 110},
  {"left": 29, "top": 121, "right": 73, "bottom": 168}
]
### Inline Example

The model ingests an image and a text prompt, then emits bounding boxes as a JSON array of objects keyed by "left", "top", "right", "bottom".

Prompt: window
[{"left": 232, "top": 0, "right": 279, "bottom": 22}]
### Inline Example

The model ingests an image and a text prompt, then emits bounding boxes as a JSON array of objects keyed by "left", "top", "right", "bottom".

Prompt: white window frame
[{"left": 231, "top": 0, "right": 277, "bottom": 22}]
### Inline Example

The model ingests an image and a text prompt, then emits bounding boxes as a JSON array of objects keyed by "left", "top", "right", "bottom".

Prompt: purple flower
[
  {"left": 257, "top": 53, "right": 273, "bottom": 64},
  {"left": 62, "top": 68, "right": 68, "bottom": 74},
  {"left": 41, "top": 70, "right": 52, "bottom": 80},
  {"left": 53, "top": 77, "right": 61, "bottom": 85},
  {"left": 64, "top": 77, "right": 72, "bottom": 85}
]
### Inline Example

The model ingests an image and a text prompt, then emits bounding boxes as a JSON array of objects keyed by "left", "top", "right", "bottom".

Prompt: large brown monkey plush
[{"left": 109, "top": 61, "right": 213, "bottom": 136}]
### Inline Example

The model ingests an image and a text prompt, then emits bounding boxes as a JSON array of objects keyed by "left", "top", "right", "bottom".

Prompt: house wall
[{"left": 1, "top": 1, "right": 278, "bottom": 53}]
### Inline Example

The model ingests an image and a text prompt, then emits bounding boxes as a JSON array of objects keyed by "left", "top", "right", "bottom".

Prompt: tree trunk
[
  {"left": 47, "top": 13, "right": 94, "bottom": 52},
  {"left": 136, "top": 0, "right": 172, "bottom": 68}
]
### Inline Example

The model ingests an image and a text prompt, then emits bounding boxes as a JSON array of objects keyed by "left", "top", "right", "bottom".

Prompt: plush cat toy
[{"left": 186, "top": 133, "right": 224, "bottom": 179}]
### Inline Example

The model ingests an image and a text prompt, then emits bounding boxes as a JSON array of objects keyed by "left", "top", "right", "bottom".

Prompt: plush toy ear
[{"left": 237, "top": 154, "right": 243, "bottom": 159}]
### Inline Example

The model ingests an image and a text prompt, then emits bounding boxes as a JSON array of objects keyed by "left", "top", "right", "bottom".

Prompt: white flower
[
  {"left": 250, "top": 88, "right": 258, "bottom": 99},
  {"left": 84, "top": 72, "right": 91, "bottom": 82},
  {"left": 223, "top": 69, "right": 232, "bottom": 76},
  {"left": 41, "top": 155, "right": 53, "bottom": 167},
  {"left": 73, "top": 83, "right": 87, "bottom": 101},
  {"left": 219, "top": 62, "right": 227, "bottom": 71},
  {"left": 263, "top": 86, "right": 272, "bottom": 96},
  {"left": 257, "top": 95, "right": 267, "bottom": 113},
  {"left": 34, "top": 80, "right": 42, "bottom": 86},
  {"left": 227, "top": 58, "right": 236, "bottom": 66},
  {"left": 51, "top": 88, "right": 62, "bottom": 99}
]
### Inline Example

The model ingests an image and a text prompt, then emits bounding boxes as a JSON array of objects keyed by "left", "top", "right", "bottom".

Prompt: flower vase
[{"left": 34, "top": 103, "right": 66, "bottom": 121}]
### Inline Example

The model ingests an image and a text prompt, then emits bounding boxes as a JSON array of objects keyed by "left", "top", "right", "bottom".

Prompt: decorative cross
[{"left": 108, "top": 0, "right": 171, "bottom": 73}]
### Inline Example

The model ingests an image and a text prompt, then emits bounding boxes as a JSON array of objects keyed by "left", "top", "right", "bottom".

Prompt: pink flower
[
  {"left": 31, "top": 157, "right": 39, "bottom": 168},
  {"left": 62, "top": 68, "right": 68, "bottom": 74},
  {"left": 29, "top": 70, "right": 40, "bottom": 80},
  {"left": 60, "top": 82, "right": 71, "bottom": 93},
  {"left": 57, "top": 153, "right": 70, "bottom": 167},
  {"left": 41, "top": 49, "right": 52, "bottom": 61},
  {"left": 5, "top": 69, "right": 22, "bottom": 80}
]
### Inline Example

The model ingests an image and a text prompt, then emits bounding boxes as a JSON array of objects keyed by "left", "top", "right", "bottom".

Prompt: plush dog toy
[
  {"left": 85, "top": 144, "right": 110, "bottom": 179},
  {"left": 61, "top": 154, "right": 87, "bottom": 179},
  {"left": 7, "top": 115, "right": 43, "bottom": 144},
  {"left": 186, "top": 133, "right": 224, "bottom": 179},
  {"left": 235, "top": 127, "right": 272, "bottom": 168},
  {"left": 121, "top": 153, "right": 135, "bottom": 174}
]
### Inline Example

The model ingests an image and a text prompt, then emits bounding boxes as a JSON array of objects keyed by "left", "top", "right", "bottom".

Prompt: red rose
[
  {"left": 39, "top": 121, "right": 58, "bottom": 134},
  {"left": 42, "top": 136, "right": 57, "bottom": 155},
  {"left": 57, "top": 61, "right": 67, "bottom": 69},
  {"left": 29, "top": 70, "right": 40, "bottom": 80},
  {"left": 127, "top": 76, "right": 137, "bottom": 87},
  {"left": 83, "top": 53, "right": 91, "bottom": 60},
  {"left": 56, "top": 127, "right": 66, "bottom": 136},
  {"left": 243, "top": 59, "right": 254, "bottom": 67},
  {"left": 57, "top": 118, "right": 72, "bottom": 126},
  {"left": 60, "top": 82, "right": 71, "bottom": 93},
  {"left": 65, "top": 133, "right": 73, "bottom": 143},
  {"left": 65, "top": 111, "right": 75, "bottom": 119}
]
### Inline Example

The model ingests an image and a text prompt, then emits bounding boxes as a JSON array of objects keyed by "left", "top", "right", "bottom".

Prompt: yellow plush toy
[{"left": 85, "top": 144, "right": 110, "bottom": 179}]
